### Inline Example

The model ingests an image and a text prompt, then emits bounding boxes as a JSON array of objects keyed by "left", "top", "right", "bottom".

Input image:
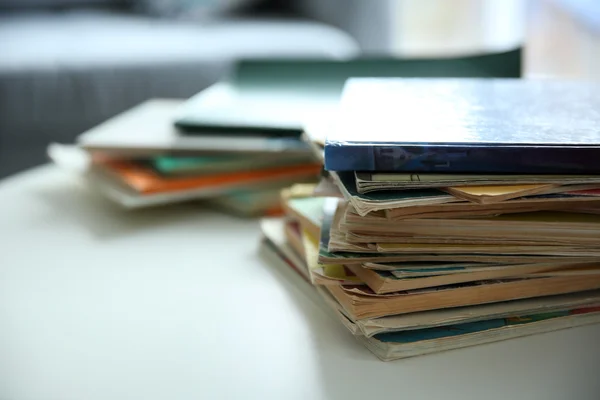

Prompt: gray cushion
[
  {"left": 0, "top": 10, "right": 357, "bottom": 70},
  {"left": 138, "top": 0, "right": 259, "bottom": 18},
  {"left": 0, "top": 0, "right": 124, "bottom": 8},
  {"left": 0, "top": 10, "right": 358, "bottom": 144}
]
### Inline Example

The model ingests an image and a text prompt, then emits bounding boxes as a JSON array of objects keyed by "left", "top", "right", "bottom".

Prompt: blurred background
[{"left": 1, "top": 0, "right": 599, "bottom": 179}]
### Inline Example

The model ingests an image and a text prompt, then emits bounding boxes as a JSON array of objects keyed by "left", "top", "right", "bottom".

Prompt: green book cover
[
  {"left": 175, "top": 48, "right": 522, "bottom": 135},
  {"left": 152, "top": 156, "right": 236, "bottom": 173}
]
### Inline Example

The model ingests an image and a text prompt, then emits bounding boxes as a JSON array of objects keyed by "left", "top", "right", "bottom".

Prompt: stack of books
[
  {"left": 51, "top": 98, "right": 320, "bottom": 215},
  {"left": 259, "top": 78, "right": 600, "bottom": 361},
  {"left": 50, "top": 51, "right": 523, "bottom": 215}
]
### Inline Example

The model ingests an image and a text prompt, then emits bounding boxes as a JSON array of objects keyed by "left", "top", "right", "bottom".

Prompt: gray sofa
[{"left": 0, "top": 0, "right": 391, "bottom": 178}]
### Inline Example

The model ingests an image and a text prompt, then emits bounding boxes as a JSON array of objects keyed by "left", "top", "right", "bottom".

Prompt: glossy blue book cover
[{"left": 324, "top": 78, "right": 600, "bottom": 173}]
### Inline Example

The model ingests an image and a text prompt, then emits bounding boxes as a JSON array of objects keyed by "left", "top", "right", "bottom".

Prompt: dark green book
[{"left": 174, "top": 48, "right": 522, "bottom": 135}]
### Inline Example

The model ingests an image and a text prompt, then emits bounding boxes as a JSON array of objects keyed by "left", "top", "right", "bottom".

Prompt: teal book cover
[
  {"left": 373, "top": 309, "right": 593, "bottom": 344},
  {"left": 152, "top": 153, "right": 315, "bottom": 176},
  {"left": 152, "top": 156, "right": 233, "bottom": 173}
]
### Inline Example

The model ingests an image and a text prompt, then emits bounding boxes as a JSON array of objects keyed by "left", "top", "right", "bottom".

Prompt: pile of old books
[
  {"left": 259, "top": 78, "right": 600, "bottom": 361},
  {"left": 50, "top": 97, "right": 320, "bottom": 215}
]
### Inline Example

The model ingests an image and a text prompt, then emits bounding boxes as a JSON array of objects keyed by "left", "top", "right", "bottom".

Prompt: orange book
[
  {"left": 99, "top": 160, "right": 321, "bottom": 194},
  {"left": 264, "top": 206, "right": 285, "bottom": 217}
]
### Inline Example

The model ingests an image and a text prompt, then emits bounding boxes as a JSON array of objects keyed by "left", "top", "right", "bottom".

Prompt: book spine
[
  {"left": 324, "top": 144, "right": 376, "bottom": 171},
  {"left": 324, "top": 144, "right": 600, "bottom": 173}
]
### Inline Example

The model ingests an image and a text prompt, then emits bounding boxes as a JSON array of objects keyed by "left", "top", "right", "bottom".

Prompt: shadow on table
[
  {"left": 32, "top": 173, "right": 247, "bottom": 240},
  {"left": 253, "top": 239, "right": 600, "bottom": 400},
  {"left": 253, "top": 244, "right": 385, "bottom": 389}
]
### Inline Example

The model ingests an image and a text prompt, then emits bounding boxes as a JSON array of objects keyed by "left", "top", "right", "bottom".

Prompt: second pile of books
[
  {"left": 260, "top": 78, "right": 600, "bottom": 360},
  {"left": 61, "top": 98, "right": 320, "bottom": 215}
]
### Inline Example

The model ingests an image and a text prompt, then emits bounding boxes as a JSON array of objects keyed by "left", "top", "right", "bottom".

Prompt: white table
[{"left": 1, "top": 165, "right": 599, "bottom": 400}]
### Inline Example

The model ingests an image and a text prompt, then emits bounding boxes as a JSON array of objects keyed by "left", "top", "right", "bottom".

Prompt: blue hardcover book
[{"left": 324, "top": 78, "right": 600, "bottom": 173}]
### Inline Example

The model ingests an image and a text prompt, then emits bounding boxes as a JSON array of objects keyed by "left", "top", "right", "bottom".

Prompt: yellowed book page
[
  {"left": 376, "top": 242, "right": 590, "bottom": 254},
  {"left": 302, "top": 229, "right": 362, "bottom": 285},
  {"left": 446, "top": 183, "right": 554, "bottom": 203}
]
